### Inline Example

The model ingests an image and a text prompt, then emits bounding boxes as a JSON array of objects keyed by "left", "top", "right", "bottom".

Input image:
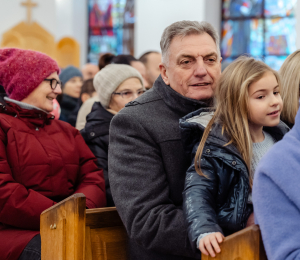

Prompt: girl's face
[
  {"left": 63, "top": 76, "right": 83, "bottom": 98},
  {"left": 108, "top": 77, "right": 144, "bottom": 112},
  {"left": 248, "top": 71, "right": 283, "bottom": 129},
  {"left": 21, "top": 72, "right": 62, "bottom": 112}
]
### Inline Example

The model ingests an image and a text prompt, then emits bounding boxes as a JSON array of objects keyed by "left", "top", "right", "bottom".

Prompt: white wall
[
  {"left": 134, "top": 0, "right": 221, "bottom": 58},
  {"left": 55, "top": 0, "right": 88, "bottom": 66},
  {"left": 0, "top": 0, "right": 56, "bottom": 38},
  {"left": 0, "top": 0, "right": 87, "bottom": 67}
]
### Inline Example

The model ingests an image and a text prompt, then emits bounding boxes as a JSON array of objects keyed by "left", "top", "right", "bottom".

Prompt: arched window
[{"left": 221, "top": 0, "right": 297, "bottom": 70}]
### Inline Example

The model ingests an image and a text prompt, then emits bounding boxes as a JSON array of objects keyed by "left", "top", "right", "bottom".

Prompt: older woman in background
[
  {"left": 58, "top": 65, "right": 83, "bottom": 125},
  {"left": 279, "top": 50, "right": 300, "bottom": 128},
  {"left": 0, "top": 48, "right": 106, "bottom": 260},
  {"left": 81, "top": 64, "right": 145, "bottom": 206}
]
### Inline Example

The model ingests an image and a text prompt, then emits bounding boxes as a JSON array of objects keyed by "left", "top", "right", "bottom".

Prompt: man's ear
[{"left": 159, "top": 63, "right": 170, "bottom": 85}]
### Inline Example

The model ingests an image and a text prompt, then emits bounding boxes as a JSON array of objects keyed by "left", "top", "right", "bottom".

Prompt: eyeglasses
[
  {"left": 112, "top": 89, "right": 146, "bottom": 99},
  {"left": 44, "top": 78, "right": 62, "bottom": 90}
]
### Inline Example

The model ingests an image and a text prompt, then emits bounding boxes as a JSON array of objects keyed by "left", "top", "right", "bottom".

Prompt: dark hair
[
  {"left": 98, "top": 53, "right": 115, "bottom": 70},
  {"left": 111, "top": 54, "right": 138, "bottom": 66},
  {"left": 80, "top": 79, "right": 95, "bottom": 96},
  {"left": 139, "top": 51, "right": 160, "bottom": 64}
]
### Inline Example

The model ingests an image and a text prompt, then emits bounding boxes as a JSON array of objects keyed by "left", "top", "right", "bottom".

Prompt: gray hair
[{"left": 160, "top": 20, "right": 220, "bottom": 66}]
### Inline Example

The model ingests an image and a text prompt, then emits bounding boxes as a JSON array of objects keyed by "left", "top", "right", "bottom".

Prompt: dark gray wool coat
[{"left": 108, "top": 75, "right": 211, "bottom": 260}]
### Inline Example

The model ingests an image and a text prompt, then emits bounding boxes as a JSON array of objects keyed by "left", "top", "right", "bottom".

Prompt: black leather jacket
[{"left": 179, "top": 108, "right": 289, "bottom": 252}]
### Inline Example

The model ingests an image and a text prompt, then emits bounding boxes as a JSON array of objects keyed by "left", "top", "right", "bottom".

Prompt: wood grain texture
[
  {"left": 201, "top": 225, "right": 267, "bottom": 260},
  {"left": 41, "top": 196, "right": 128, "bottom": 260},
  {"left": 41, "top": 193, "right": 86, "bottom": 260}
]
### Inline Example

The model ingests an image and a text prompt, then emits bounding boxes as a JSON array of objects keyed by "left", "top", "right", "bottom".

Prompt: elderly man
[
  {"left": 81, "top": 63, "right": 99, "bottom": 80},
  {"left": 139, "top": 51, "right": 162, "bottom": 88},
  {"left": 109, "top": 20, "right": 222, "bottom": 260}
]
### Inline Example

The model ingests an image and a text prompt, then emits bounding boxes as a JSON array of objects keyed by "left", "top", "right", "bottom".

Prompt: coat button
[
  {"left": 90, "top": 132, "right": 95, "bottom": 137},
  {"left": 206, "top": 149, "right": 210, "bottom": 154},
  {"left": 38, "top": 114, "right": 41, "bottom": 118},
  {"left": 36, "top": 127, "right": 39, "bottom": 131},
  {"left": 232, "top": 161, "right": 237, "bottom": 166}
]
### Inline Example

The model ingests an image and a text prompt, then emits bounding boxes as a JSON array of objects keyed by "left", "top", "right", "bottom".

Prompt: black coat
[
  {"left": 58, "top": 94, "right": 78, "bottom": 126},
  {"left": 108, "top": 76, "right": 212, "bottom": 260},
  {"left": 81, "top": 102, "right": 114, "bottom": 207},
  {"left": 180, "top": 108, "right": 289, "bottom": 252}
]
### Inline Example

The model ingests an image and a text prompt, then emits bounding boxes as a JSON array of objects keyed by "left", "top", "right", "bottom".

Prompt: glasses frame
[
  {"left": 112, "top": 89, "right": 146, "bottom": 99},
  {"left": 44, "top": 78, "right": 61, "bottom": 90}
]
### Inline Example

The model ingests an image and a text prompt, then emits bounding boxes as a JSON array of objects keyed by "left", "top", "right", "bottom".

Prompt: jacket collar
[
  {"left": 153, "top": 76, "right": 212, "bottom": 117},
  {"left": 0, "top": 97, "right": 54, "bottom": 127},
  {"left": 180, "top": 108, "right": 289, "bottom": 164},
  {"left": 80, "top": 102, "right": 114, "bottom": 141}
]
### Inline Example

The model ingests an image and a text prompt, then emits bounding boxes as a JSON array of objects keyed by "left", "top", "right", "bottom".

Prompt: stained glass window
[
  {"left": 221, "top": 0, "right": 297, "bottom": 70},
  {"left": 88, "top": 0, "right": 135, "bottom": 64}
]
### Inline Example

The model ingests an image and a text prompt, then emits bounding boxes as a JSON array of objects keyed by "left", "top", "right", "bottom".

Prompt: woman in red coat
[{"left": 0, "top": 48, "right": 106, "bottom": 260}]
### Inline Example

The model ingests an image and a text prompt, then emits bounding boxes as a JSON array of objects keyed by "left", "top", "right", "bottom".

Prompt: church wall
[
  {"left": 134, "top": 0, "right": 223, "bottom": 58},
  {"left": 0, "top": 0, "right": 56, "bottom": 43}
]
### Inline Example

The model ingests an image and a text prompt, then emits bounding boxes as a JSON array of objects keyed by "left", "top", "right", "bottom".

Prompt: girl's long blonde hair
[
  {"left": 279, "top": 50, "right": 300, "bottom": 125},
  {"left": 195, "top": 56, "right": 281, "bottom": 187}
]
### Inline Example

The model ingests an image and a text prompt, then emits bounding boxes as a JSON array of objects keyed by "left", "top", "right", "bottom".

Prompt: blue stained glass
[
  {"left": 265, "top": 18, "right": 296, "bottom": 55},
  {"left": 264, "top": 56, "right": 287, "bottom": 70},
  {"left": 223, "top": 0, "right": 263, "bottom": 18},
  {"left": 88, "top": 28, "right": 124, "bottom": 64},
  {"left": 221, "top": 19, "right": 263, "bottom": 57},
  {"left": 264, "top": 0, "right": 297, "bottom": 17}
]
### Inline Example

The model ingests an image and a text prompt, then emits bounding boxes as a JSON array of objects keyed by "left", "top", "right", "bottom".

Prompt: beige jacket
[{"left": 76, "top": 96, "right": 100, "bottom": 130}]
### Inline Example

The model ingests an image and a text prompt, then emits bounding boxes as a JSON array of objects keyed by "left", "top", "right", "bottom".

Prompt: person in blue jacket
[
  {"left": 253, "top": 105, "right": 300, "bottom": 259},
  {"left": 181, "top": 56, "right": 289, "bottom": 258}
]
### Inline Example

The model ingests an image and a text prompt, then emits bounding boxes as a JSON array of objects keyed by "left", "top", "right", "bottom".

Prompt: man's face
[
  {"left": 145, "top": 53, "right": 162, "bottom": 88},
  {"left": 160, "top": 33, "right": 222, "bottom": 101}
]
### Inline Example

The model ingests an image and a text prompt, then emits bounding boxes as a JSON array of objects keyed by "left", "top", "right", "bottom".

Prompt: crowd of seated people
[{"left": 0, "top": 19, "right": 300, "bottom": 260}]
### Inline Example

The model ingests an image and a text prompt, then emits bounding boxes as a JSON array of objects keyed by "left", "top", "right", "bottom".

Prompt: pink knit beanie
[{"left": 0, "top": 48, "right": 60, "bottom": 101}]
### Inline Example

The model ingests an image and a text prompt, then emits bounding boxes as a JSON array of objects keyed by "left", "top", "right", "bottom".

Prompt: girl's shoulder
[
  {"left": 263, "top": 120, "right": 290, "bottom": 142},
  {"left": 180, "top": 108, "right": 215, "bottom": 156}
]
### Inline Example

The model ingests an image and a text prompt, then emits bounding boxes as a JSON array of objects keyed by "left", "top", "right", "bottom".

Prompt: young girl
[{"left": 180, "top": 56, "right": 289, "bottom": 257}]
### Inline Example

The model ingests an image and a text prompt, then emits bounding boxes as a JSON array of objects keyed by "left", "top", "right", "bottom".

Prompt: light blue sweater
[{"left": 252, "top": 113, "right": 300, "bottom": 260}]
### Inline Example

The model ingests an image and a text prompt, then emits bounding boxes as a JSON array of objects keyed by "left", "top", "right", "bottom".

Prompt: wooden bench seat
[
  {"left": 40, "top": 193, "right": 267, "bottom": 259},
  {"left": 40, "top": 193, "right": 127, "bottom": 260}
]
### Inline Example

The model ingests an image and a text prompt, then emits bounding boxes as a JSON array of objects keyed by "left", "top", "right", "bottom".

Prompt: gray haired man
[{"left": 108, "top": 20, "right": 222, "bottom": 260}]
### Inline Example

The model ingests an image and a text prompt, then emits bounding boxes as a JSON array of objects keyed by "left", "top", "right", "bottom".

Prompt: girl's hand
[
  {"left": 199, "top": 232, "right": 224, "bottom": 257},
  {"left": 246, "top": 213, "right": 255, "bottom": 227}
]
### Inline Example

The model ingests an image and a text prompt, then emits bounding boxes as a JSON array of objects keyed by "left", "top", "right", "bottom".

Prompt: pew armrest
[
  {"left": 41, "top": 193, "right": 86, "bottom": 260},
  {"left": 201, "top": 225, "right": 267, "bottom": 260}
]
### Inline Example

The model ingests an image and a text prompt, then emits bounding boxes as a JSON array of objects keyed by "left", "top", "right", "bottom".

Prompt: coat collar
[
  {"left": 80, "top": 102, "right": 114, "bottom": 141},
  {"left": 0, "top": 97, "right": 54, "bottom": 127},
  {"left": 153, "top": 76, "right": 212, "bottom": 117},
  {"left": 180, "top": 107, "right": 290, "bottom": 166}
]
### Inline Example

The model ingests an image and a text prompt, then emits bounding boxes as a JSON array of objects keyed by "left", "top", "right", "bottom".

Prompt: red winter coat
[{"left": 0, "top": 99, "right": 106, "bottom": 260}]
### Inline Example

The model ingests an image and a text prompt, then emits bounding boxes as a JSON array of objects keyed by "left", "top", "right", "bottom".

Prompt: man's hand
[
  {"left": 199, "top": 232, "right": 224, "bottom": 257},
  {"left": 246, "top": 213, "right": 255, "bottom": 227}
]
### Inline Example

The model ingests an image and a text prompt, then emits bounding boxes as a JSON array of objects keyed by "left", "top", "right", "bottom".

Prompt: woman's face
[
  {"left": 108, "top": 77, "right": 144, "bottom": 112},
  {"left": 21, "top": 72, "right": 62, "bottom": 112},
  {"left": 63, "top": 76, "right": 83, "bottom": 98}
]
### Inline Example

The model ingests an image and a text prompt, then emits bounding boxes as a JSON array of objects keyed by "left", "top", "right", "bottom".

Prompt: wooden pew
[
  {"left": 40, "top": 193, "right": 128, "bottom": 260},
  {"left": 202, "top": 225, "right": 267, "bottom": 260},
  {"left": 40, "top": 193, "right": 267, "bottom": 260}
]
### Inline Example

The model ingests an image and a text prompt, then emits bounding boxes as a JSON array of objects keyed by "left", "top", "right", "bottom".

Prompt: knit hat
[
  {"left": 59, "top": 66, "right": 83, "bottom": 86},
  {"left": 0, "top": 48, "right": 60, "bottom": 101},
  {"left": 93, "top": 64, "right": 144, "bottom": 109}
]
